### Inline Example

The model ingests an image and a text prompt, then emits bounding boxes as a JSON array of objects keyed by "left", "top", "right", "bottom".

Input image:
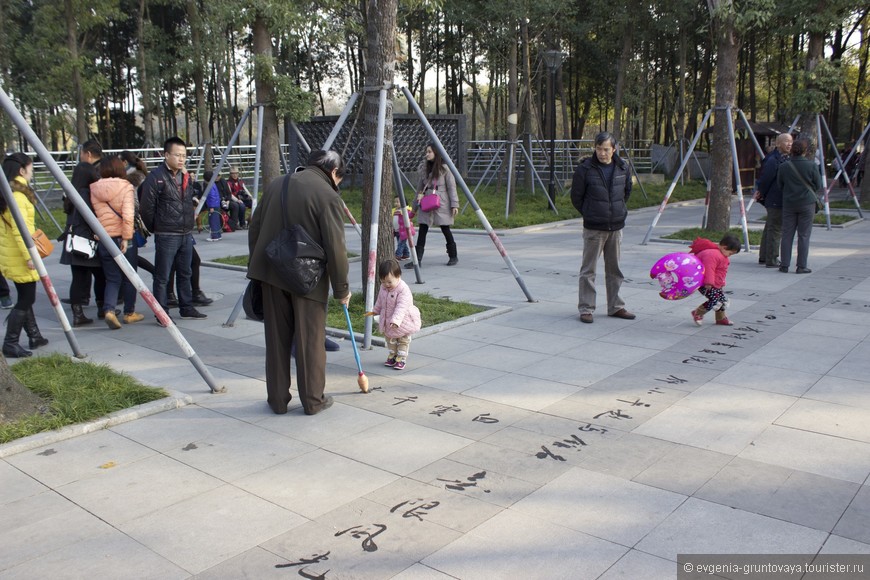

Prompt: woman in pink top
[
  {"left": 689, "top": 233, "right": 741, "bottom": 326},
  {"left": 90, "top": 156, "right": 144, "bottom": 329},
  {"left": 370, "top": 259, "right": 421, "bottom": 370}
]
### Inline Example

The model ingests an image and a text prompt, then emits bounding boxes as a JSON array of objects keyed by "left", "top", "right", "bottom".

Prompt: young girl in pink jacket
[
  {"left": 689, "top": 233, "right": 741, "bottom": 326},
  {"left": 371, "top": 259, "right": 421, "bottom": 370}
]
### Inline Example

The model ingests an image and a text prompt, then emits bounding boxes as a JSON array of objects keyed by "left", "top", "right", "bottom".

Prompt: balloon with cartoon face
[{"left": 650, "top": 252, "right": 705, "bottom": 300}]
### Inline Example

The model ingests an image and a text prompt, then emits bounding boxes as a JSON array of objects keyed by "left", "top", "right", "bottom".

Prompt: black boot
[
  {"left": 405, "top": 247, "right": 423, "bottom": 269},
  {"left": 3, "top": 309, "right": 32, "bottom": 358},
  {"left": 24, "top": 308, "right": 48, "bottom": 349},
  {"left": 446, "top": 242, "right": 458, "bottom": 266},
  {"left": 167, "top": 292, "right": 179, "bottom": 307},
  {"left": 192, "top": 290, "right": 213, "bottom": 306},
  {"left": 71, "top": 304, "right": 93, "bottom": 327}
]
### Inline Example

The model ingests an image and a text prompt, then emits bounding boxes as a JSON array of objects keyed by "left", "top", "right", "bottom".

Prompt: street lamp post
[{"left": 543, "top": 50, "right": 564, "bottom": 207}]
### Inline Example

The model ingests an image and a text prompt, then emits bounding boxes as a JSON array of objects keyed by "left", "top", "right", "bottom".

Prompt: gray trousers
[
  {"left": 578, "top": 229, "right": 626, "bottom": 315},
  {"left": 759, "top": 207, "right": 782, "bottom": 264},
  {"left": 780, "top": 203, "right": 815, "bottom": 270}
]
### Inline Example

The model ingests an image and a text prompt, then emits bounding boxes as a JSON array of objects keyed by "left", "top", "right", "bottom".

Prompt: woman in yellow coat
[{"left": 1, "top": 153, "right": 48, "bottom": 357}]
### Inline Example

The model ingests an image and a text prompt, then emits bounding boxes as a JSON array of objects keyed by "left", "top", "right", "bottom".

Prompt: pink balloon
[{"left": 650, "top": 252, "right": 705, "bottom": 300}]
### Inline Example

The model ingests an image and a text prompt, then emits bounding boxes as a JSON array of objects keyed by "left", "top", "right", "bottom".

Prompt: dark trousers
[
  {"left": 98, "top": 240, "right": 138, "bottom": 314},
  {"left": 208, "top": 210, "right": 222, "bottom": 239},
  {"left": 0, "top": 276, "right": 9, "bottom": 298},
  {"left": 70, "top": 265, "right": 106, "bottom": 305},
  {"left": 780, "top": 203, "right": 815, "bottom": 270},
  {"left": 262, "top": 282, "right": 329, "bottom": 415},
  {"left": 759, "top": 207, "right": 782, "bottom": 264},
  {"left": 13, "top": 281, "right": 36, "bottom": 310},
  {"left": 416, "top": 223, "right": 455, "bottom": 256},
  {"left": 139, "top": 248, "right": 202, "bottom": 296},
  {"left": 153, "top": 233, "right": 193, "bottom": 311}
]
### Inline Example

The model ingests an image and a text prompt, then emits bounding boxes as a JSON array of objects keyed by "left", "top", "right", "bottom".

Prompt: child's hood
[{"left": 689, "top": 237, "right": 719, "bottom": 254}]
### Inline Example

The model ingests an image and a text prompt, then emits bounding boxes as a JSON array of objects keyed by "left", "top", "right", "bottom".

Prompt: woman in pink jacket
[
  {"left": 689, "top": 233, "right": 741, "bottom": 326},
  {"left": 90, "top": 156, "right": 144, "bottom": 329},
  {"left": 371, "top": 259, "right": 421, "bottom": 370}
]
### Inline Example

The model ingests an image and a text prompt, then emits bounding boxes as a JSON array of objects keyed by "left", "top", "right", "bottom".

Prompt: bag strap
[
  {"left": 786, "top": 161, "right": 819, "bottom": 198},
  {"left": 280, "top": 173, "right": 292, "bottom": 229}
]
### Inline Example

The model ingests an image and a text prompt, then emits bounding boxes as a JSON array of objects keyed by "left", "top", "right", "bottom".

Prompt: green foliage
[
  {"left": 272, "top": 76, "right": 317, "bottom": 121},
  {"left": 326, "top": 292, "right": 488, "bottom": 335},
  {"left": 787, "top": 60, "right": 844, "bottom": 114},
  {"left": 1, "top": 353, "right": 168, "bottom": 443}
]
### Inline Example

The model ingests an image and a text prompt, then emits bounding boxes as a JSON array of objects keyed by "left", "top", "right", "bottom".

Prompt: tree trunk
[
  {"left": 360, "top": 0, "right": 397, "bottom": 296},
  {"left": 187, "top": 0, "right": 212, "bottom": 169},
  {"left": 65, "top": 0, "right": 88, "bottom": 143},
  {"left": 507, "top": 22, "right": 518, "bottom": 213},
  {"left": 0, "top": 355, "right": 44, "bottom": 424},
  {"left": 137, "top": 0, "right": 153, "bottom": 146},
  {"left": 612, "top": 27, "right": 633, "bottom": 142},
  {"left": 252, "top": 15, "right": 281, "bottom": 192},
  {"left": 708, "top": 7, "right": 741, "bottom": 232}
]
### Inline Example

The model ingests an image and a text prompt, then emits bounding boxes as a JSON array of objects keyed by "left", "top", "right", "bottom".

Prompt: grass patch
[
  {"left": 327, "top": 292, "right": 488, "bottom": 335},
  {"left": 1, "top": 353, "right": 168, "bottom": 444},
  {"left": 814, "top": 213, "right": 859, "bottom": 225},
  {"left": 35, "top": 207, "right": 68, "bottom": 239},
  {"left": 662, "top": 227, "right": 763, "bottom": 246},
  {"left": 829, "top": 197, "right": 869, "bottom": 210},
  {"left": 339, "top": 180, "right": 708, "bottom": 230}
]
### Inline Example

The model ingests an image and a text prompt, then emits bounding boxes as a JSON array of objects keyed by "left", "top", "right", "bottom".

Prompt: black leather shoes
[
  {"left": 796, "top": 267, "right": 812, "bottom": 274},
  {"left": 609, "top": 309, "right": 636, "bottom": 320},
  {"left": 778, "top": 266, "right": 789, "bottom": 273}
]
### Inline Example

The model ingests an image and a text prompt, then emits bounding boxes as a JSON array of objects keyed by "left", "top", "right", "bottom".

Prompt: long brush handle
[{"left": 342, "top": 304, "right": 364, "bottom": 374}]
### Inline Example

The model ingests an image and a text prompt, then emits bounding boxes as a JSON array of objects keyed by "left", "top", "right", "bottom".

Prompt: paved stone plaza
[{"left": 1, "top": 197, "right": 869, "bottom": 579}]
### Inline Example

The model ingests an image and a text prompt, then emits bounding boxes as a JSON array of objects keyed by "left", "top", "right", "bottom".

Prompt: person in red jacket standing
[{"left": 689, "top": 234, "right": 741, "bottom": 326}]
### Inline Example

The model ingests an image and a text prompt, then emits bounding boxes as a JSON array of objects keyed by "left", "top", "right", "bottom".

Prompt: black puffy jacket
[
  {"left": 570, "top": 154, "right": 632, "bottom": 231},
  {"left": 139, "top": 163, "right": 195, "bottom": 235}
]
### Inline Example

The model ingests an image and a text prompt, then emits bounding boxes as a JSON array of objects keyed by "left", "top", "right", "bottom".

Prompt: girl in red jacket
[
  {"left": 689, "top": 234, "right": 741, "bottom": 326},
  {"left": 371, "top": 259, "right": 421, "bottom": 370}
]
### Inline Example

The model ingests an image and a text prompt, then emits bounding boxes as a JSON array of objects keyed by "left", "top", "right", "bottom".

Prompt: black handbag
[
  {"left": 265, "top": 174, "right": 326, "bottom": 295},
  {"left": 243, "top": 279, "right": 264, "bottom": 321}
]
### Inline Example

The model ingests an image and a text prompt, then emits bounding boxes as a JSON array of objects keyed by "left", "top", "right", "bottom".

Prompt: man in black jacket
[
  {"left": 139, "top": 137, "right": 206, "bottom": 322},
  {"left": 570, "top": 131, "right": 636, "bottom": 324}
]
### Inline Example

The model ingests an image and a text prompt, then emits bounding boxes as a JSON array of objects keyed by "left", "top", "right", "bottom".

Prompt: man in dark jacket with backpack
[
  {"left": 570, "top": 131, "right": 636, "bottom": 324},
  {"left": 139, "top": 136, "right": 206, "bottom": 322}
]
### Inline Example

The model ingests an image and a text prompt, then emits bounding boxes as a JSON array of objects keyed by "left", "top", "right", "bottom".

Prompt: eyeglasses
[{"left": 167, "top": 153, "right": 187, "bottom": 159}]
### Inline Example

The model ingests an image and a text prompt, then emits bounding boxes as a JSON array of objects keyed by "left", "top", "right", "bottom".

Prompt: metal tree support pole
[
  {"left": 289, "top": 121, "right": 313, "bottom": 155},
  {"left": 401, "top": 85, "right": 536, "bottom": 302},
  {"left": 642, "top": 107, "right": 714, "bottom": 244},
  {"left": 0, "top": 86, "right": 225, "bottom": 393},
  {"left": 517, "top": 142, "right": 558, "bottom": 210},
  {"left": 736, "top": 109, "right": 767, "bottom": 215},
  {"left": 462, "top": 142, "right": 507, "bottom": 215},
  {"left": 390, "top": 141, "right": 423, "bottom": 284},
  {"left": 724, "top": 108, "right": 752, "bottom": 252},
  {"left": 194, "top": 105, "right": 254, "bottom": 215},
  {"left": 0, "top": 171, "right": 83, "bottom": 358},
  {"left": 251, "top": 105, "right": 265, "bottom": 210},
  {"left": 362, "top": 88, "right": 389, "bottom": 349},
  {"left": 825, "top": 120, "right": 870, "bottom": 193},
  {"left": 323, "top": 92, "right": 359, "bottom": 151},
  {"left": 815, "top": 115, "right": 832, "bottom": 230},
  {"left": 820, "top": 115, "right": 863, "bottom": 217},
  {"left": 505, "top": 140, "right": 517, "bottom": 220},
  {"left": 620, "top": 147, "right": 649, "bottom": 200}
]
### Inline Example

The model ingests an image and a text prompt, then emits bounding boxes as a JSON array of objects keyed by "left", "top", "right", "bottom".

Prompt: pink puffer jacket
[{"left": 372, "top": 278, "right": 422, "bottom": 338}]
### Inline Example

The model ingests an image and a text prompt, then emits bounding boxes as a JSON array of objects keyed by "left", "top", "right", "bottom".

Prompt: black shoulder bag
[{"left": 265, "top": 173, "right": 327, "bottom": 295}]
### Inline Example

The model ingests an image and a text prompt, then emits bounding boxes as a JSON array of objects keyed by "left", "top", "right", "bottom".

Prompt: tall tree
[
  {"left": 706, "top": 0, "right": 772, "bottom": 232},
  {"left": 360, "top": 0, "right": 398, "bottom": 294}
]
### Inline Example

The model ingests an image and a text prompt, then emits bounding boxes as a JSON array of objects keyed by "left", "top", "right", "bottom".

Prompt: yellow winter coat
[{"left": 0, "top": 176, "right": 39, "bottom": 283}]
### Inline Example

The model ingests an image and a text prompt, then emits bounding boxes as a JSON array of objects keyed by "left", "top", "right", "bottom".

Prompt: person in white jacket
[{"left": 370, "top": 259, "right": 421, "bottom": 370}]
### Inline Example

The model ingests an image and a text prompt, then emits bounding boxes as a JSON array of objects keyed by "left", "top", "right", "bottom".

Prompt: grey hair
[
  {"left": 307, "top": 149, "right": 346, "bottom": 178},
  {"left": 594, "top": 131, "right": 617, "bottom": 149}
]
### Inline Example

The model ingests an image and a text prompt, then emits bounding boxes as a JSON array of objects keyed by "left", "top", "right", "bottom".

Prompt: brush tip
[{"left": 358, "top": 372, "right": 369, "bottom": 393}]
